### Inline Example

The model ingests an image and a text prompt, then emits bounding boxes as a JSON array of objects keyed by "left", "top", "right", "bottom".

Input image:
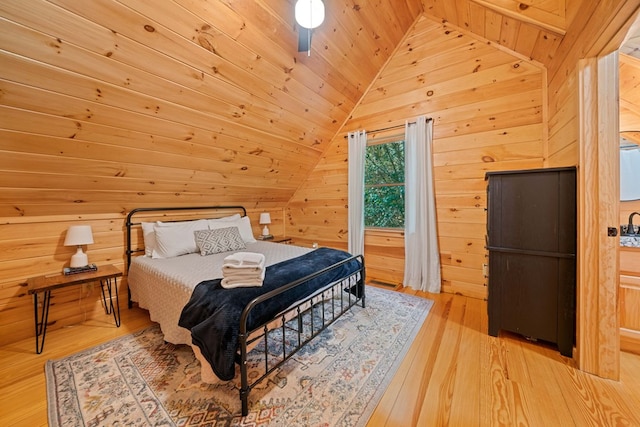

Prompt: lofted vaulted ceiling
[
  {"left": 620, "top": 28, "right": 640, "bottom": 143},
  {"left": 0, "top": 0, "right": 571, "bottom": 216},
  {"left": 422, "top": 0, "right": 568, "bottom": 64}
]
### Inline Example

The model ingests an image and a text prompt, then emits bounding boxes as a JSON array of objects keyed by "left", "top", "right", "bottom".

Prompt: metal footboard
[{"left": 237, "top": 254, "right": 365, "bottom": 416}]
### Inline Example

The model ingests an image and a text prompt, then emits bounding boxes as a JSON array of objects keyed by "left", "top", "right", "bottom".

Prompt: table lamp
[
  {"left": 64, "top": 225, "right": 94, "bottom": 267},
  {"left": 259, "top": 213, "right": 271, "bottom": 236}
]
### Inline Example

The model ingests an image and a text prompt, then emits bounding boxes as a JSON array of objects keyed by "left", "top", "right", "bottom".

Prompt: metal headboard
[{"left": 125, "top": 205, "right": 247, "bottom": 272}]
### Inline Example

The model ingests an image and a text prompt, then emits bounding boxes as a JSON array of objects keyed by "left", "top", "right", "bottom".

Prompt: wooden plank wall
[
  {"left": 620, "top": 54, "right": 640, "bottom": 129},
  {"left": 287, "top": 15, "right": 547, "bottom": 298},
  {"left": 621, "top": 200, "right": 640, "bottom": 224},
  {"left": 0, "top": 208, "right": 283, "bottom": 346},
  {"left": 546, "top": 1, "right": 640, "bottom": 169},
  {"left": 0, "top": 0, "right": 422, "bottom": 217}
]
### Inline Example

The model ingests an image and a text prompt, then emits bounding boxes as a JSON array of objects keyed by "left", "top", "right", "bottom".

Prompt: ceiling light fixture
[
  {"left": 295, "top": 0, "right": 325, "bottom": 29},
  {"left": 295, "top": 0, "right": 325, "bottom": 56}
]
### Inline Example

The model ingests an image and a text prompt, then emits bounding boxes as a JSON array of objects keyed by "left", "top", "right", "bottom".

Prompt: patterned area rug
[{"left": 46, "top": 286, "right": 432, "bottom": 427}]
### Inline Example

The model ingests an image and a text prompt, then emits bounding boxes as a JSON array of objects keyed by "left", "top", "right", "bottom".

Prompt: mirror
[
  {"left": 620, "top": 132, "right": 640, "bottom": 201},
  {"left": 619, "top": 50, "right": 640, "bottom": 201}
]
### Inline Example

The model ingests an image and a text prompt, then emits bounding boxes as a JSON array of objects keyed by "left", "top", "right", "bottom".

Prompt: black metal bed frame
[
  {"left": 125, "top": 205, "right": 247, "bottom": 308},
  {"left": 125, "top": 206, "right": 366, "bottom": 416}
]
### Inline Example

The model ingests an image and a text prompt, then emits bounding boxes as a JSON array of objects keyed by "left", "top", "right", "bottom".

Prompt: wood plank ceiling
[
  {"left": 620, "top": 29, "right": 640, "bottom": 142},
  {"left": 0, "top": 0, "right": 567, "bottom": 216}
]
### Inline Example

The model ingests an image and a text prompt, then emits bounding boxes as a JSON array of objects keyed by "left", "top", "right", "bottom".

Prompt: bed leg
[
  {"left": 239, "top": 333, "right": 250, "bottom": 417},
  {"left": 240, "top": 388, "right": 249, "bottom": 416},
  {"left": 297, "top": 310, "right": 303, "bottom": 333}
]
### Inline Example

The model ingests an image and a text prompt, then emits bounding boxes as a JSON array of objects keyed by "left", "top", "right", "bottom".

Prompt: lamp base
[
  {"left": 262, "top": 225, "right": 270, "bottom": 236},
  {"left": 70, "top": 247, "right": 89, "bottom": 268}
]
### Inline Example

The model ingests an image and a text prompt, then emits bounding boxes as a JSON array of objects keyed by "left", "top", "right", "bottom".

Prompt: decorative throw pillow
[{"left": 194, "top": 227, "right": 246, "bottom": 256}]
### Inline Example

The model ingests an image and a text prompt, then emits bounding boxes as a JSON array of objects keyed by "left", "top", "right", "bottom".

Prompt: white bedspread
[{"left": 128, "top": 241, "right": 312, "bottom": 345}]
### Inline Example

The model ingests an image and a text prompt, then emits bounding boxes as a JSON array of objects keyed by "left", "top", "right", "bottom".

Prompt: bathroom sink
[
  {"left": 620, "top": 225, "right": 639, "bottom": 236},
  {"left": 621, "top": 213, "right": 640, "bottom": 246},
  {"left": 621, "top": 235, "right": 640, "bottom": 247}
]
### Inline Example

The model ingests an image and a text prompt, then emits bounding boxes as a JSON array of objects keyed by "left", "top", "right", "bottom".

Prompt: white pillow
[
  {"left": 141, "top": 222, "right": 157, "bottom": 257},
  {"left": 208, "top": 213, "right": 241, "bottom": 225},
  {"left": 209, "top": 216, "right": 256, "bottom": 243},
  {"left": 153, "top": 219, "right": 208, "bottom": 258},
  {"left": 142, "top": 220, "right": 201, "bottom": 258}
]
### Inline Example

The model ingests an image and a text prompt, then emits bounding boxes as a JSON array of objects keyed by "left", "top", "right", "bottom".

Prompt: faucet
[{"left": 628, "top": 212, "right": 640, "bottom": 235}]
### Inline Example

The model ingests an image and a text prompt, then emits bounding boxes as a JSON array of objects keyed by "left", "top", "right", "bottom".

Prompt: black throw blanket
[{"left": 178, "top": 247, "right": 363, "bottom": 381}]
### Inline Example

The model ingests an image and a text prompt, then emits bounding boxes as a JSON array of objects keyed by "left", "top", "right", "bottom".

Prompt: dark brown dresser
[{"left": 486, "top": 167, "right": 577, "bottom": 357}]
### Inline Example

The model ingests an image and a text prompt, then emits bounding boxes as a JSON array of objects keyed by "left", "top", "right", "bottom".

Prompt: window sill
[{"left": 365, "top": 228, "right": 405, "bottom": 237}]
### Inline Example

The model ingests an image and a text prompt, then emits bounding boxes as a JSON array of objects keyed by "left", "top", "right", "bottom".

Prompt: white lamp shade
[
  {"left": 259, "top": 213, "right": 272, "bottom": 224},
  {"left": 259, "top": 213, "right": 271, "bottom": 236},
  {"left": 64, "top": 225, "right": 94, "bottom": 246},
  {"left": 295, "top": 0, "right": 325, "bottom": 29},
  {"left": 64, "top": 225, "right": 93, "bottom": 268}
]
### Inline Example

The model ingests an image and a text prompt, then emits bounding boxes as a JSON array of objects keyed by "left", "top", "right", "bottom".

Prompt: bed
[{"left": 125, "top": 206, "right": 365, "bottom": 415}]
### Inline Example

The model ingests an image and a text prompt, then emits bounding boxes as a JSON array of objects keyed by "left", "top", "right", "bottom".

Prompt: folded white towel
[
  {"left": 221, "top": 252, "right": 266, "bottom": 288},
  {"left": 221, "top": 278, "right": 264, "bottom": 289},
  {"left": 223, "top": 252, "right": 265, "bottom": 267},
  {"left": 221, "top": 269, "right": 265, "bottom": 288},
  {"left": 222, "top": 267, "right": 265, "bottom": 279},
  {"left": 222, "top": 264, "right": 264, "bottom": 273}
]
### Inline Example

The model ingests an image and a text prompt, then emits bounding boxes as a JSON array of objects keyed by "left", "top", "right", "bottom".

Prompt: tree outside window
[{"left": 364, "top": 139, "right": 405, "bottom": 228}]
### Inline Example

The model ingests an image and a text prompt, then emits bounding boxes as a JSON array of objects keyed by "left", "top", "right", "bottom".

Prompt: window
[{"left": 364, "top": 136, "right": 405, "bottom": 228}]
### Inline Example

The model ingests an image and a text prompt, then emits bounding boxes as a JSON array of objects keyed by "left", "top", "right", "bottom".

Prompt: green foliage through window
[{"left": 364, "top": 140, "right": 405, "bottom": 228}]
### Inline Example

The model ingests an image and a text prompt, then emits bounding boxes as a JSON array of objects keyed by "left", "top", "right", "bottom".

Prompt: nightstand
[
  {"left": 27, "top": 264, "right": 123, "bottom": 354},
  {"left": 257, "top": 235, "right": 292, "bottom": 244},
  {"left": 273, "top": 237, "right": 292, "bottom": 244}
]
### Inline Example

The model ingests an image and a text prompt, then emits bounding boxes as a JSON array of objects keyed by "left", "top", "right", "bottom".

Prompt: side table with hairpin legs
[{"left": 27, "top": 264, "right": 122, "bottom": 354}]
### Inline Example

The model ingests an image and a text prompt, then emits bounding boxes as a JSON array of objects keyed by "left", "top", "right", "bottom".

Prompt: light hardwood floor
[{"left": 1, "top": 287, "right": 639, "bottom": 426}]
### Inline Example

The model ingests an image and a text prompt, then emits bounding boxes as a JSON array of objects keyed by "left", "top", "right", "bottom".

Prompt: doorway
[{"left": 576, "top": 6, "right": 640, "bottom": 380}]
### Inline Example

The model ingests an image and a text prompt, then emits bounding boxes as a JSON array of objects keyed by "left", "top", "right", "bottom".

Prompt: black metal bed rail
[
  {"left": 237, "top": 254, "right": 365, "bottom": 416},
  {"left": 253, "top": 279, "right": 356, "bottom": 377}
]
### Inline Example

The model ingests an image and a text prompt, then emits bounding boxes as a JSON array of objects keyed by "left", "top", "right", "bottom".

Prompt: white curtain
[
  {"left": 348, "top": 130, "right": 367, "bottom": 256},
  {"left": 403, "top": 116, "right": 441, "bottom": 293}
]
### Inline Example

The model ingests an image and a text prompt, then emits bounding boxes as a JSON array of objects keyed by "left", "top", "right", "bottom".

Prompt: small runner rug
[{"left": 46, "top": 286, "right": 432, "bottom": 427}]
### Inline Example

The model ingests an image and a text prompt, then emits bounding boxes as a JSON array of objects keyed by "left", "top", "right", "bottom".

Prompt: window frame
[{"left": 364, "top": 132, "right": 406, "bottom": 230}]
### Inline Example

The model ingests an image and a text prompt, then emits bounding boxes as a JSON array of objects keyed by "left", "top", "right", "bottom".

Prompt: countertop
[{"left": 621, "top": 235, "right": 640, "bottom": 248}]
